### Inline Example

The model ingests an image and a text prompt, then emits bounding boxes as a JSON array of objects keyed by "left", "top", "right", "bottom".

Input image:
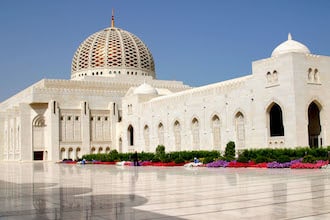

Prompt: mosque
[{"left": 1, "top": 15, "right": 330, "bottom": 161}]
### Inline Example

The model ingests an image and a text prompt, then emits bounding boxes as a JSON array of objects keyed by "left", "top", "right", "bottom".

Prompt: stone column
[
  {"left": 19, "top": 103, "right": 32, "bottom": 161},
  {"left": 81, "top": 101, "right": 90, "bottom": 155},
  {"left": 48, "top": 100, "right": 60, "bottom": 161}
]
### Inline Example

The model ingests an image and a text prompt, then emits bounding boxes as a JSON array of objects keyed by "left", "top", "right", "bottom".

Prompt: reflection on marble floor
[{"left": 0, "top": 162, "right": 329, "bottom": 219}]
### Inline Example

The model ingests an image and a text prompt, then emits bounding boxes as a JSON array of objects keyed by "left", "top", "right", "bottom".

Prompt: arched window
[
  {"left": 118, "top": 138, "right": 123, "bottom": 153},
  {"left": 60, "top": 148, "right": 66, "bottom": 160},
  {"left": 235, "top": 112, "right": 245, "bottom": 148},
  {"left": 105, "top": 147, "right": 110, "bottom": 153},
  {"left": 266, "top": 72, "right": 272, "bottom": 83},
  {"left": 268, "top": 103, "right": 284, "bottom": 136},
  {"left": 174, "top": 121, "right": 181, "bottom": 151},
  {"left": 308, "top": 102, "right": 321, "bottom": 148},
  {"left": 314, "top": 69, "right": 319, "bottom": 82},
  {"left": 127, "top": 125, "right": 134, "bottom": 146},
  {"left": 158, "top": 123, "right": 164, "bottom": 145},
  {"left": 273, "top": 70, "right": 278, "bottom": 82},
  {"left": 91, "top": 147, "right": 96, "bottom": 154},
  {"left": 144, "top": 125, "right": 150, "bottom": 148},
  {"left": 68, "top": 148, "right": 73, "bottom": 159},
  {"left": 76, "top": 148, "right": 81, "bottom": 159},
  {"left": 98, "top": 147, "right": 103, "bottom": 153},
  {"left": 191, "top": 118, "right": 200, "bottom": 150},
  {"left": 211, "top": 115, "right": 221, "bottom": 149}
]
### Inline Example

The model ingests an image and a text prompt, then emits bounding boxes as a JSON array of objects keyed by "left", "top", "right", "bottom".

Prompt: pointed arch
[
  {"left": 60, "top": 148, "right": 66, "bottom": 160},
  {"left": 68, "top": 147, "right": 73, "bottom": 159},
  {"left": 211, "top": 114, "right": 221, "bottom": 150},
  {"left": 191, "top": 117, "right": 200, "bottom": 150},
  {"left": 308, "top": 101, "right": 322, "bottom": 148},
  {"left": 91, "top": 147, "right": 96, "bottom": 154},
  {"left": 143, "top": 125, "right": 150, "bottom": 149},
  {"left": 173, "top": 120, "right": 181, "bottom": 151},
  {"left": 32, "top": 114, "right": 46, "bottom": 160},
  {"left": 76, "top": 147, "right": 81, "bottom": 159},
  {"left": 105, "top": 147, "right": 110, "bottom": 153},
  {"left": 127, "top": 125, "right": 134, "bottom": 146},
  {"left": 235, "top": 112, "right": 245, "bottom": 148},
  {"left": 118, "top": 137, "right": 123, "bottom": 153},
  {"left": 158, "top": 122, "right": 164, "bottom": 146},
  {"left": 267, "top": 102, "right": 284, "bottom": 136}
]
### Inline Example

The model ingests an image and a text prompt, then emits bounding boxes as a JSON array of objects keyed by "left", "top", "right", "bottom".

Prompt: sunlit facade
[{"left": 1, "top": 19, "right": 330, "bottom": 161}]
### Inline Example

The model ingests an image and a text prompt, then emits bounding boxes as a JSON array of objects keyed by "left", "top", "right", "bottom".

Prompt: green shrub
[
  {"left": 160, "top": 156, "right": 171, "bottom": 163},
  {"left": 202, "top": 157, "right": 214, "bottom": 164},
  {"left": 156, "top": 145, "right": 165, "bottom": 155},
  {"left": 277, "top": 155, "right": 291, "bottom": 163},
  {"left": 303, "top": 155, "right": 317, "bottom": 163},
  {"left": 237, "top": 155, "right": 249, "bottom": 163},
  {"left": 152, "top": 156, "right": 161, "bottom": 162},
  {"left": 224, "top": 141, "right": 235, "bottom": 161},
  {"left": 255, "top": 155, "right": 269, "bottom": 164},
  {"left": 138, "top": 152, "right": 154, "bottom": 161},
  {"left": 174, "top": 157, "right": 185, "bottom": 164}
]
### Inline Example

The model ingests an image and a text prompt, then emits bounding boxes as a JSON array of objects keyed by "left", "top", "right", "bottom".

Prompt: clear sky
[{"left": 0, "top": 0, "right": 330, "bottom": 101}]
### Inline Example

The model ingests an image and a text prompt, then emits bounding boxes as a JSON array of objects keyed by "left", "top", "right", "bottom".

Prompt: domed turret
[
  {"left": 71, "top": 15, "right": 155, "bottom": 79},
  {"left": 271, "top": 33, "right": 310, "bottom": 57},
  {"left": 133, "top": 83, "right": 158, "bottom": 95}
]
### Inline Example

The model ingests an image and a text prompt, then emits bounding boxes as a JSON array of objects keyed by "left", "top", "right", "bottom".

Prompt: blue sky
[{"left": 0, "top": 0, "right": 330, "bottom": 101}]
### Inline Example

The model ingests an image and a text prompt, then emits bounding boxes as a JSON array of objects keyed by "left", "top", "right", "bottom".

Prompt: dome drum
[{"left": 71, "top": 68, "right": 154, "bottom": 79}]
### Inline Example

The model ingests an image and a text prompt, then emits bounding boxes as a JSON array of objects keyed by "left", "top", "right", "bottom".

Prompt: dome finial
[
  {"left": 111, "top": 9, "right": 115, "bottom": 27},
  {"left": 288, "top": 33, "right": 292, "bottom": 40}
]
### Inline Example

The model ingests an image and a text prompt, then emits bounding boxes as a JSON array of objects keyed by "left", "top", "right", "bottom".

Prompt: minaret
[{"left": 111, "top": 9, "right": 115, "bottom": 27}]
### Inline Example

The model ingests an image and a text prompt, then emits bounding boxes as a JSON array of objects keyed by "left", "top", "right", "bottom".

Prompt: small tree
[
  {"left": 155, "top": 145, "right": 166, "bottom": 162},
  {"left": 224, "top": 141, "right": 236, "bottom": 161},
  {"left": 156, "top": 145, "right": 165, "bottom": 155}
]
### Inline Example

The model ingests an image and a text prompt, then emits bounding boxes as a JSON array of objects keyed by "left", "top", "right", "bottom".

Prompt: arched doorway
[
  {"left": 32, "top": 115, "right": 46, "bottom": 160},
  {"left": 308, "top": 102, "right": 321, "bottom": 148},
  {"left": 127, "top": 125, "right": 134, "bottom": 146},
  {"left": 268, "top": 103, "right": 284, "bottom": 136}
]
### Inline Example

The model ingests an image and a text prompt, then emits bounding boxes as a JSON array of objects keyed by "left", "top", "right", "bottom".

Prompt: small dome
[
  {"left": 134, "top": 83, "right": 158, "bottom": 95},
  {"left": 271, "top": 33, "right": 310, "bottom": 57}
]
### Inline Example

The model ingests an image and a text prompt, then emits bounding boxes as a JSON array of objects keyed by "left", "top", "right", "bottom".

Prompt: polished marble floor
[{"left": 0, "top": 162, "right": 329, "bottom": 220}]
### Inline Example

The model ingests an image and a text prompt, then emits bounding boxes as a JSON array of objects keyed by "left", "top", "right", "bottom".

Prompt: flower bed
[
  {"left": 251, "top": 162, "right": 268, "bottom": 168},
  {"left": 59, "top": 158, "right": 329, "bottom": 169},
  {"left": 291, "top": 160, "right": 328, "bottom": 169},
  {"left": 227, "top": 161, "right": 256, "bottom": 168},
  {"left": 267, "top": 158, "right": 302, "bottom": 168},
  {"left": 206, "top": 160, "right": 229, "bottom": 168},
  {"left": 92, "top": 161, "right": 116, "bottom": 165}
]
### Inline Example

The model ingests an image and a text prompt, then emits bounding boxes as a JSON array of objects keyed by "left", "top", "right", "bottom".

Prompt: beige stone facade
[{"left": 1, "top": 24, "right": 329, "bottom": 161}]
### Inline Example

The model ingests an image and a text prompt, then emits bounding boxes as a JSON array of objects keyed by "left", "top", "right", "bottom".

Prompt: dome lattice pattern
[{"left": 71, "top": 27, "right": 155, "bottom": 79}]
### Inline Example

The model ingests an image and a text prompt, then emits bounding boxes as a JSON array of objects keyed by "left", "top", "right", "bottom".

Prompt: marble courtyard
[{"left": 1, "top": 162, "right": 330, "bottom": 219}]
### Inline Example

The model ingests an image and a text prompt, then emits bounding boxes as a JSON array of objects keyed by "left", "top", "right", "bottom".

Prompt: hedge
[{"left": 81, "top": 145, "right": 330, "bottom": 164}]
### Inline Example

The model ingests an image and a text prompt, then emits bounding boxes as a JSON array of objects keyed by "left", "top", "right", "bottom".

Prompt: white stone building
[{"left": 1, "top": 18, "right": 329, "bottom": 161}]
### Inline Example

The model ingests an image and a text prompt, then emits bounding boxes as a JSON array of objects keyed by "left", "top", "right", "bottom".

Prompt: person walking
[{"left": 133, "top": 151, "right": 139, "bottom": 166}]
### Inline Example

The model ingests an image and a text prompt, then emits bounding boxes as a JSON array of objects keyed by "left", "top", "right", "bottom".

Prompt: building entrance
[{"left": 308, "top": 102, "right": 321, "bottom": 148}]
